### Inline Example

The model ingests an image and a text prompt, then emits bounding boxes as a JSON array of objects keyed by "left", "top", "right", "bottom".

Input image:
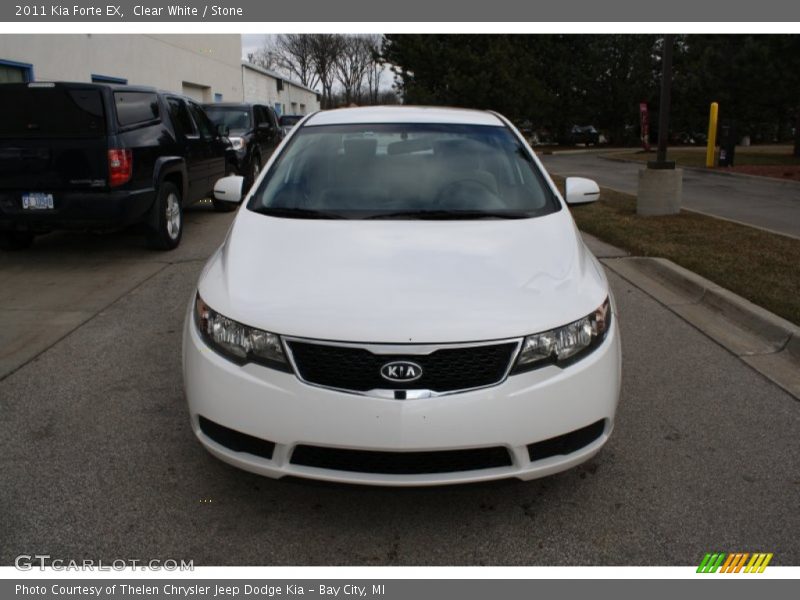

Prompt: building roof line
[{"left": 241, "top": 61, "right": 320, "bottom": 95}]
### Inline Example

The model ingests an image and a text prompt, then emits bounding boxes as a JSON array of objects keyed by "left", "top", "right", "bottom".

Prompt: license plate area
[{"left": 22, "top": 192, "right": 54, "bottom": 210}]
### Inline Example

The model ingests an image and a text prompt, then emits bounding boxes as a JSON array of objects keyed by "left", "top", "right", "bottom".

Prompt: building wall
[
  {"left": 242, "top": 65, "right": 320, "bottom": 116},
  {"left": 0, "top": 34, "right": 243, "bottom": 102}
]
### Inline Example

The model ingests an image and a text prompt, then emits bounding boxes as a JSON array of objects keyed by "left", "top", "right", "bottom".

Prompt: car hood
[{"left": 198, "top": 208, "right": 609, "bottom": 344}]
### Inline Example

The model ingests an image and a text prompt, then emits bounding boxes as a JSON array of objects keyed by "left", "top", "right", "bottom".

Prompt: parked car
[
  {"left": 567, "top": 125, "right": 601, "bottom": 146},
  {"left": 0, "top": 82, "right": 229, "bottom": 250},
  {"left": 278, "top": 114, "right": 304, "bottom": 137},
  {"left": 203, "top": 102, "right": 282, "bottom": 195},
  {"left": 184, "top": 106, "right": 621, "bottom": 486}
]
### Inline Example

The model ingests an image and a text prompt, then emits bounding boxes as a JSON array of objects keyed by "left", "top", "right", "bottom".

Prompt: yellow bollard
[{"left": 706, "top": 102, "right": 718, "bottom": 168}]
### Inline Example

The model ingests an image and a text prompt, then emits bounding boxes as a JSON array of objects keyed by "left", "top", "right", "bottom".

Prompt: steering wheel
[{"left": 434, "top": 179, "right": 503, "bottom": 210}]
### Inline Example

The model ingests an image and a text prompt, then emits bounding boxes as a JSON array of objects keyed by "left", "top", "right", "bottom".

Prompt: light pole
[
  {"left": 637, "top": 34, "right": 683, "bottom": 215},
  {"left": 650, "top": 34, "right": 675, "bottom": 168}
]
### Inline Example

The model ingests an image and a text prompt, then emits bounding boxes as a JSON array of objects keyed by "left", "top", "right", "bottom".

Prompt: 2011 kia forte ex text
[{"left": 182, "top": 106, "right": 621, "bottom": 486}]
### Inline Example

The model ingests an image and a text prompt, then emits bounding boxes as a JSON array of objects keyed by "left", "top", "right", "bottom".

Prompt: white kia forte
[{"left": 183, "top": 106, "right": 621, "bottom": 486}]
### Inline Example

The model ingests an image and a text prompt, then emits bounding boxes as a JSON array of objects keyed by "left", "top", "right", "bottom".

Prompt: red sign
[{"left": 639, "top": 102, "right": 651, "bottom": 152}]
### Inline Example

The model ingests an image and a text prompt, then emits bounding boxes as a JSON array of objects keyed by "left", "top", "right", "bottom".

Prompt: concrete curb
[
  {"left": 601, "top": 255, "right": 800, "bottom": 400},
  {"left": 599, "top": 152, "right": 800, "bottom": 189}
]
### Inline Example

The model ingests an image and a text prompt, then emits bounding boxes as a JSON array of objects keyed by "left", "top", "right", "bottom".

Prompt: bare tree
[
  {"left": 309, "top": 34, "right": 344, "bottom": 109},
  {"left": 363, "top": 35, "right": 384, "bottom": 105},
  {"left": 249, "top": 34, "right": 389, "bottom": 107},
  {"left": 246, "top": 37, "right": 282, "bottom": 73},
  {"left": 334, "top": 35, "right": 375, "bottom": 105},
  {"left": 273, "top": 34, "right": 320, "bottom": 91}
]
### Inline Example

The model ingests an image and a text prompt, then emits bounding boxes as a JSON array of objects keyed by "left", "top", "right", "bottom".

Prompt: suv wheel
[
  {"left": 147, "top": 182, "right": 183, "bottom": 250},
  {"left": 0, "top": 231, "right": 35, "bottom": 251}
]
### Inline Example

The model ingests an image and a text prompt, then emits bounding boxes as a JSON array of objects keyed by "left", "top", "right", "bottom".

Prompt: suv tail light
[{"left": 108, "top": 149, "right": 133, "bottom": 187}]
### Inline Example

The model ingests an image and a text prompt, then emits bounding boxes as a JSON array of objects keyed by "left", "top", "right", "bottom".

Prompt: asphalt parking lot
[
  {"left": 539, "top": 151, "right": 800, "bottom": 239},
  {"left": 1, "top": 205, "right": 798, "bottom": 566}
]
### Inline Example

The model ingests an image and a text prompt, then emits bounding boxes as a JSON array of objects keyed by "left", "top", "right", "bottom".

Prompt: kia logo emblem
[{"left": 380, "top": 361, "right": 423, "bottom": 383}]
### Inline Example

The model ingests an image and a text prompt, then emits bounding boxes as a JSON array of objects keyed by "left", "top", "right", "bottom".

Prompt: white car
[{"left": 183, "top": 106, "right": 621, "bottom": 486}]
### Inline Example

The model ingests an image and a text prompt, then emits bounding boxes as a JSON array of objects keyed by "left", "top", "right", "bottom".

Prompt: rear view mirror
[
  {"left": 565, "top": 177, "right": 600, "bottom": 205},
  {"left": 213, "top": 175, "right": 244, "bottom": 204}
]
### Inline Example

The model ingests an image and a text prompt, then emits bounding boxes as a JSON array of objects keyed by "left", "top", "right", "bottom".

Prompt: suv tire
[{"left": 147, "top": 181, "right": 183, "bottom": 250}]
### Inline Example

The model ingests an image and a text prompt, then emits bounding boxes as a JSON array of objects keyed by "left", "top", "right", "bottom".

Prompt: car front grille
[
  {"left": 285, "top": 339, "right": 519, "bottom": 394},
  {"left": 290, "top": 444, "right": 513, "bottom": 475}
]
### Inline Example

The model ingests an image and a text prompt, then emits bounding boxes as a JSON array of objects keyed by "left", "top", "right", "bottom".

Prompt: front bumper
[{"left": 182, "top": 313, "right": 621, "bottom": 486}]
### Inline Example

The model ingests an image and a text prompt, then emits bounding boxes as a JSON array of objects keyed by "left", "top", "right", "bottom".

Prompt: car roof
[
  {"left": 1, "top": 81, "right": 204, "bottom": 103},
  {"left": 304, "top": 106, "right": 505, "bottom": 127}
]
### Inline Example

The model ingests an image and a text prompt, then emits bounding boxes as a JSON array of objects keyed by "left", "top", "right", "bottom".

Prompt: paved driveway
[
  {"left": 539, "top": 152, "right": 800, "bottom": 239},
  {"left": 1, "top": 209, "right": 797, "bottom": 566}
]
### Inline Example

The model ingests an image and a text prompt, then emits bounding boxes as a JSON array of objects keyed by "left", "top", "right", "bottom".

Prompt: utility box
[{"left": 718, "top": 124, "right": 737, "bottom": 167}]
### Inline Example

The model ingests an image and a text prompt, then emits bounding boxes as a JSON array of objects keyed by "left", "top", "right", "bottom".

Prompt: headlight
[
  {"left": 194, "top": 294, "right": 291, "bottom": 372},
  {"left": 229, "top": 136, "right": 246, "bottom": 151},
  {"left": 511, "top": 297, "right": 611, "bottom": 373}
]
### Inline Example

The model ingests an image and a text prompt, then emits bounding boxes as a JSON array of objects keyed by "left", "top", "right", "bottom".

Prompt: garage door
[{"left": 181, "top": 82, "right": 209, "bottom": 102}]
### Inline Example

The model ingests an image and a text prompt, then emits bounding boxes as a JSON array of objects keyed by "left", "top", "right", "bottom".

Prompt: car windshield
[
  {"left": 248, "top": 123, "right": 559, "bottom": 219},
  {"left": 204, "top": 106, "right": 251, "bottom": 131}
]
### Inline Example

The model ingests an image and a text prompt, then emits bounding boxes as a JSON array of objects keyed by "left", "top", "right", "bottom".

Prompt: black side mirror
[
  {"left": 257, "top": 122, "right": 275, "bottom": 132},
  {"left": 217, "top": 124, "right": 230, "bottom": 137}
]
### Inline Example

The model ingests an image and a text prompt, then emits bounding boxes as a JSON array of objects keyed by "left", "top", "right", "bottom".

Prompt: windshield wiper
[
  {"left": 365, "top": 210, "right": 531, "bottom": 220},
  {"left": 257, "top": 207, "right": 346, "bottom": 220}
]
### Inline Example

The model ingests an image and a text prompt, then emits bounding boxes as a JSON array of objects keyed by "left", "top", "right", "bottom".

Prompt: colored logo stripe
[
  {"left": 697, "top": 553, "right": 726, "bottom": 573},
  {"left": 745, "top": 553, "right": 773, "bottom": 573},
  {"left": 697, "top": 552, "right": 773, "bottom": 573}
]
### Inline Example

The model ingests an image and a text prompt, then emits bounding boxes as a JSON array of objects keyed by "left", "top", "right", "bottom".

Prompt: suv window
[
  {"left": 114, "top": 91, "right": 160, "bottom": 127},
  {"left": 167, "top": 97, "right": 196, "bottom": 138},
  {"left": 204, "top": 105, "right": 251, "bottom": 131},
  {"left": 187, "top": 103, "right": 214, "bottom": 140},
  {"left": 0, "top": 84, "right": 106, "bottom": 138},
  {"left": 256, "top": 106, "right": 274, "bottom": 129},
  {"left": 252, "top": 106, "right": 263, "bottom": 127}
]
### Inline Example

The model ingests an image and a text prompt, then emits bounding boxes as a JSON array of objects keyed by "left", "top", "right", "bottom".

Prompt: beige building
[
  {"left": 242, "top": 62, "right": 321, "bottom": 116},
  {"left": 0, "top": 34, "right": 321, "bottom": 114}
]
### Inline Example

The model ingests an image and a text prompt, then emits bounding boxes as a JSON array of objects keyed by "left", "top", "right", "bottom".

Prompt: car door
[
  {"left": 166, "top": 96, "right": 206, "bottom": 203},
  {"left": 255, "top": 105, "right": 280, "bottom": 159},
  {"left": 186, "top": 101, "right": 228, "bottom": 194}
]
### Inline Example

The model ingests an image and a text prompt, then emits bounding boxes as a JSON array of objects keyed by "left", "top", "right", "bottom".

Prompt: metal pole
[
  {"left": 705, "top": 102, "right": 719, "bottom": 167},
  {"left": 655, "top": 34, "right": 674, "bottom": 166}
]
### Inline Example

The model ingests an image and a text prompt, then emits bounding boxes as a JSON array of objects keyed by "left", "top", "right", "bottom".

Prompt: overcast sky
[{"left": 241, "top": 33, "right": 268, "bottom": 59}]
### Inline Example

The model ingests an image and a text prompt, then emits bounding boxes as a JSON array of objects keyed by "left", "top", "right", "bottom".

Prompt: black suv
[
  {"left": 203, "top": 102, "right": 282, "bottom": 191},
  {"left": 0, "top": 82, "right": 229, "bottom": 250}
]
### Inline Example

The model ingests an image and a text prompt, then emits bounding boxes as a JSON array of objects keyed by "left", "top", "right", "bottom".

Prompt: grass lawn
[
  {"left": 552, "top": 176, "right": 800, "bottom": 326},
  {"left": 608, "top": 146, "right": 800, "bottom": 168}
]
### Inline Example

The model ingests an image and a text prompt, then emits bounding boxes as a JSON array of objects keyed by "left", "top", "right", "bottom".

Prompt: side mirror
[
  {"left": 565, "top": 177, "right": 600, "bottom": 205},
  {"left": 216, "top": 123, "right": 230, "bottom": 138},
  {"left": 213, "top": 175, "right": 245, "bottom": 204},
  {"left": 258, "top": 122, "right": 275, "bottom": 132}
]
